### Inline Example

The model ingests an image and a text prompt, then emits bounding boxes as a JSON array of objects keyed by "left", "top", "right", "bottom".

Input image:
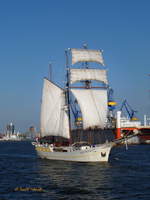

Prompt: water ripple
[{"left": 0, "top": 142, "right": 150, "bottom": 200}]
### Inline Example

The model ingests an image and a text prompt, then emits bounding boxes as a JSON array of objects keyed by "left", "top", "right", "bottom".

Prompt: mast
[
  {"left": 82, "top": 43, "right": 91, "bottom": 144},
  {"left": 48, "top": 62, "right": 52, "bottom": 81},
  {"left": 65, "top": 49, "right": 72, "bottom": 144},
  {"left": 83, "top": 43, "right": 91, "bottom": 88},
  {"left": 83, "top": 43, "right": 88, "bottom": 68}
]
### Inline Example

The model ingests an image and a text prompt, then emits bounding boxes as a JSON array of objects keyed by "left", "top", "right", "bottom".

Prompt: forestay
[
  {"left": 71, "top": 89, "right": 108, "bottom": 129},
  {"left": 40, "top": 79, "right": 70, "bottom": 138},
  {"left": 71, "top": 48, "right": 104, "bottom": 65},
  {"left": 70, "top": 68, "right": 108, "bottom": 84}
]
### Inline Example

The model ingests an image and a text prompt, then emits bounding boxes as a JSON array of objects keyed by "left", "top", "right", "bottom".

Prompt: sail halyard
[{"left": 40, "top": 78, "right": 70, "bottom": 139}]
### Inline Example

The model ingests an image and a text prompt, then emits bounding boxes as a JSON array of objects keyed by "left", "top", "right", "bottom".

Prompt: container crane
[{"left": 120, "top": 99, "right": 138, "bottom": 120}]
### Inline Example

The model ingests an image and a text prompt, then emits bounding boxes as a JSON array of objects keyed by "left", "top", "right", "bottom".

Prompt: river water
[{"left": 0, "top": 141, "right": 150, "bottom": 200}]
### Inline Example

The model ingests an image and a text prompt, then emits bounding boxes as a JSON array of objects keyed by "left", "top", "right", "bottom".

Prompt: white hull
[{"left": 34, "top": 143, "right": 112, "bottom": 162}]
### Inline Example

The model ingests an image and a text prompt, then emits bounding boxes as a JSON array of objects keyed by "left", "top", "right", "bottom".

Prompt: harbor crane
[{"left": 120, "top": 99, "right": 138, "bottom": 120}]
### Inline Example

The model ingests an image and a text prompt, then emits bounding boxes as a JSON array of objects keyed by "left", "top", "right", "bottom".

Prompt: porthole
[{"left": 101, "top": 152, "right": 106, "bottom": 157}]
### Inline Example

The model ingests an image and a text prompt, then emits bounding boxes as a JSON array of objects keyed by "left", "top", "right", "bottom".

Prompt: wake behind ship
[{"left": 33, "top": 45, "right": 115, "bottom": 162}]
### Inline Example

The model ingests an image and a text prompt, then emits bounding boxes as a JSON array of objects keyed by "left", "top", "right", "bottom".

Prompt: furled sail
[
  {"left": 70, "top": 68, "right": 108, "bottom": 84},
  {"left": 71, "top": 89, "right": 108, "bottom": 129},
  {"left": 40, "top": 79, "right": 70, "bottom": 138},
  {"left": 71, "top": 48, "right": 104, "bottom": 65}
]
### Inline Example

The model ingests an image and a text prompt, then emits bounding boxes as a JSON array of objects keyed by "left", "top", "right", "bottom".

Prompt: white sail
[
  {"left": 40, "top": 79, "right": 70, "bottom": 138},
  {"left": 71, "top": 48, "right": 104, "bottom": 65},
  {"left": 70, "top": 68, "right": 108, "bottom": 84},
  {"left": 71, "top": 89, "right": 108, "bottom": 129}
]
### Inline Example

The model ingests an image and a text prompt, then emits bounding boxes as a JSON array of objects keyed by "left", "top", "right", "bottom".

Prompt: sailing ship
[{"left": 33, "top": 45, "right": 115, "bottom": 162}]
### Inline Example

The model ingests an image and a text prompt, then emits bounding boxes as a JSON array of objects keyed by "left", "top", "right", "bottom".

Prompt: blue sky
[{"left": 0, "top": 0, "right": 150, "bottom": 132}]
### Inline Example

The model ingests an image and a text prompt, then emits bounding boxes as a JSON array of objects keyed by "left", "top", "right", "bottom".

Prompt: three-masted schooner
[{"left": 33, "top": 45, "right": 115, "bottom": 162}]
